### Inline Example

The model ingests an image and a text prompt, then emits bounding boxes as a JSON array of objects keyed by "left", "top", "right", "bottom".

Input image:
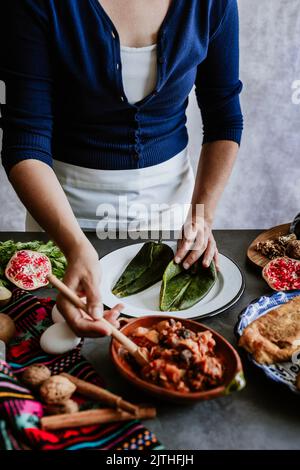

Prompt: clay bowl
[{"left": 110, "top": 315, "right": 245, "bottom": 404}]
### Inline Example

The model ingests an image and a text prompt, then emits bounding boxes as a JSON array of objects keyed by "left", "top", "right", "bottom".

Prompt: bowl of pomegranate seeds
[{"left": 111, "top": 316, "right": 245, "bottom": 403}]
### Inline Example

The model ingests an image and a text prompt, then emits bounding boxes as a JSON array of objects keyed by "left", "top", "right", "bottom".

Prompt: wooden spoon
[{"left": 47, "top": 274, "right": 148, "bottom": 366}]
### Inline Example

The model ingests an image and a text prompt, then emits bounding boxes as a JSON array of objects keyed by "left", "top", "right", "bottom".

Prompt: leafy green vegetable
[
  {"left": 0, "top": 240, "right": 67, "bottom": 287},
  {"left": 112, "top": 241, "right": 174, "bottom": 297},
  {"left": 160, "top": 258, "right": 217, "bottom": 311}
]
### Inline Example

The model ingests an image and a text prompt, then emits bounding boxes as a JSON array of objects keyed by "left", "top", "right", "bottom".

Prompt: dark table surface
[{"left": 1, "top": 230, "right": 299, "bottom": 450}]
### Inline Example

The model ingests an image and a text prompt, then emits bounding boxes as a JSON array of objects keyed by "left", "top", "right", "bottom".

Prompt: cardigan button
[
  {"left": 159, "top": 56, "right": 165, "bottom": 64},
  {"left": 111, "top": 30, "right": 116, "bottom": 39}
]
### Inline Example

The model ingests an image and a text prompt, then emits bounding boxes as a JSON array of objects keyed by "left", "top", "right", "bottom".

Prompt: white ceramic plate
[{"left": 100, "top": 242, "right": 245, "bottom": 319}]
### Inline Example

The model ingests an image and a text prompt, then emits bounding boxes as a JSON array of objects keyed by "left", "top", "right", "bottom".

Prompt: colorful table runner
[{"left": 0, "top": 289, "right": 162, "bottom": 450}]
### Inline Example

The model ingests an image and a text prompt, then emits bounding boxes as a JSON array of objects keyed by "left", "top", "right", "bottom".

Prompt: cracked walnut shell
[
  {"left": 40, "top": 375, "right": 76, "bottom": 404},
  {"left": 21, "top": 364, "right": 51, "bottom": 388}
]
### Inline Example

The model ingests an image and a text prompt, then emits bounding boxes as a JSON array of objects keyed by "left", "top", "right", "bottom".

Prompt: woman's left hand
[{"left": 174, "top": 216, "right": 219, "bottom": 270}]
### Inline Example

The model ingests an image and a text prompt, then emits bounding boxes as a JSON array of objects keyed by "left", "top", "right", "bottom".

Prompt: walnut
[
  {"left": 256, "top": 234, "right": 297, "bottom": 259},
  {"left": 40, "top": 375, "right": 76, "bottom": 404},
  {"left": 21, "top": 364, "right": 51, "bottom": 388},
  {"left": 286, "top": 240, "right": 300, "bottom": 260},
  {"left": 46, "top": 399, "right": 79, "bottom": 415},
  {"left": 0, "top": 313, "right": 15, "bottom": 344},
  {"left": 256, "top": 240, "right": 285, "bottom": 258},
  {"left": 278, "top": 234, "right": 297, "bottom": 246}
]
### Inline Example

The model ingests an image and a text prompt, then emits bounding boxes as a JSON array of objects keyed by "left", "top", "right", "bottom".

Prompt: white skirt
[{"left": 25, "top": 147, "right": 195, "bottom": 232}]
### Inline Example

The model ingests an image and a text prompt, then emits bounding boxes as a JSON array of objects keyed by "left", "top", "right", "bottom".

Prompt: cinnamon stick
[
  {"left": 41, "top": 407, "right": 156, "bottom": 431},
  {"left": 60, "top": 372, "right": 139, "bottom": 414}
]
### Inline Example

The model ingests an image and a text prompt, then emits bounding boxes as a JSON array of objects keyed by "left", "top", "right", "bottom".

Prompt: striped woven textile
[{"left": 0, "top": 289, "right": 162, "bottom": 450}]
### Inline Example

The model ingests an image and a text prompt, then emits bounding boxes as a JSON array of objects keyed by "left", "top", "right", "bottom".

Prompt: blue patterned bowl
[{"left": 236, "top": 291, "right": 300, "bottom": 394}]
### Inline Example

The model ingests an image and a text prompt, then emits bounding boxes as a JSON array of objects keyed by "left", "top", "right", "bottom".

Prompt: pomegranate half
[
  {"left": 262, "top": 256, "right": 300, "bottom": 291},
  {"left": 5, "top": 250, "right": 51, "bottom": 290}
]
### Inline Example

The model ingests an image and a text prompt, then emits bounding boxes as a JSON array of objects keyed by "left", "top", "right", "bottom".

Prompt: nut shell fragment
[
  {"left": 40, "top": 375, "right": 76, "bottom": 404},
  {"left": 22, "top": 364, "right": 51, "bottom": 388}
]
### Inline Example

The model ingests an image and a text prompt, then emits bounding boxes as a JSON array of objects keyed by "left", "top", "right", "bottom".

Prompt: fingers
[
  {"left": 78, "top": 263, "right": 103, "bottom": 320},
  {"left": 75, "top": 304, "right": 124, "bottom": 336},
  {"left": 175, "top": 237, "right": 194, "bottom": 264},
  {"left": 175, "top": 221, "right": 199, "bottom": 262},
  {"left": 63, "top": 253, "right": 103, "bottom": 320},
  {"left": 56, "top": 294, "right": 108, "bottom": 337},
  {"left": 84, "top": 281, "right": 103, "bottom": 320},
  {"left": 56, "top": 248, "right": 123, "bottom": 338},
  {"left": 56, "top": 294, "right": 123, "bottom": 338},
  {"left": 178, "top": 224, "right": 207, "bottom": 269},
  {"left": 73, "top": 316, "right": 112, "bottom": 337},
  {"left": 175, "top": 219, "right": 219, "bottom": 270},
  {"left": 62, "top": 269, "right": 80, "bottom": 291},
  {"left": 202, "top": 237, "right": 217, "bottom": 268},
  {"left": 103, "top": 303, "right": 124, "bottom": 329},
  {"left": 213, "top": 247, "right": 220, "bottom": 271},
  {"left": 182, "top": 232, "right": 206, "bottom": 269}
]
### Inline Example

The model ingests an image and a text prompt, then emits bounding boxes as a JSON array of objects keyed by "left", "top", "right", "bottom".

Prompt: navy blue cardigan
[{"left": 0, "top": 0, "right": 243, "bottom": 173}]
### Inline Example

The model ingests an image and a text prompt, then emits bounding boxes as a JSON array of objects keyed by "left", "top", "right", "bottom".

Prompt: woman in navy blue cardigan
[{"left": 0, "top": 0, "right": 243, "bottom": 336}]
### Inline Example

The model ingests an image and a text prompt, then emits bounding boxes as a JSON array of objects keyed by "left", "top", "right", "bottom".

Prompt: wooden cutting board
[{"left": 247, "top": 223, "right": 291, "bottom": 268}]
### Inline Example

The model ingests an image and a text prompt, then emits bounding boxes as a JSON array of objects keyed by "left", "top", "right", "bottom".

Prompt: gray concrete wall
[{"left": 0, "top": 0, "right": 299, "bottom": 230}]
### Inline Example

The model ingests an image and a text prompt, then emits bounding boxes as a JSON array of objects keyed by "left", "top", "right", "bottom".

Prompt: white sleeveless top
[
  {"left": 25, "top": 44, "right": 194, "bottom": 232},
  {"left": 120, "top": 44, "right": 158, "bottom": 104}
]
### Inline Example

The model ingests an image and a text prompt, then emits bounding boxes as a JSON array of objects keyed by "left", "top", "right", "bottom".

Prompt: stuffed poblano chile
[
  {"left": 112, "top": 241, "right": 174, "bottom": 297},
  {"left": 160, "top": 258, "right": 217, "bottom": 311}
]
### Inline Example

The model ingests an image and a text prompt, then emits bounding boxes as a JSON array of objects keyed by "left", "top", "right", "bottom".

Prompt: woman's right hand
[{"left": 56, "top": 239, "right": 124, "bottom": 338}]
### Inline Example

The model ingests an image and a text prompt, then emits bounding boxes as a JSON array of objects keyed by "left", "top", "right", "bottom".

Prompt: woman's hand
[
  {"left": 56, "top": 239, "right": 124, "bottom": 337},
  {"left": 174, "top": 216, "right": 219, "bottom": 270}
]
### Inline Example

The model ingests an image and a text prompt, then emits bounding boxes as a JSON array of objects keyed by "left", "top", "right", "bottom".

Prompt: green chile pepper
[
  {"left": 112, "top": 241, "right": 174, "bottom": 297},
  {"left": 160, "top": 258, "right": 217, "bottom": 311}
]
